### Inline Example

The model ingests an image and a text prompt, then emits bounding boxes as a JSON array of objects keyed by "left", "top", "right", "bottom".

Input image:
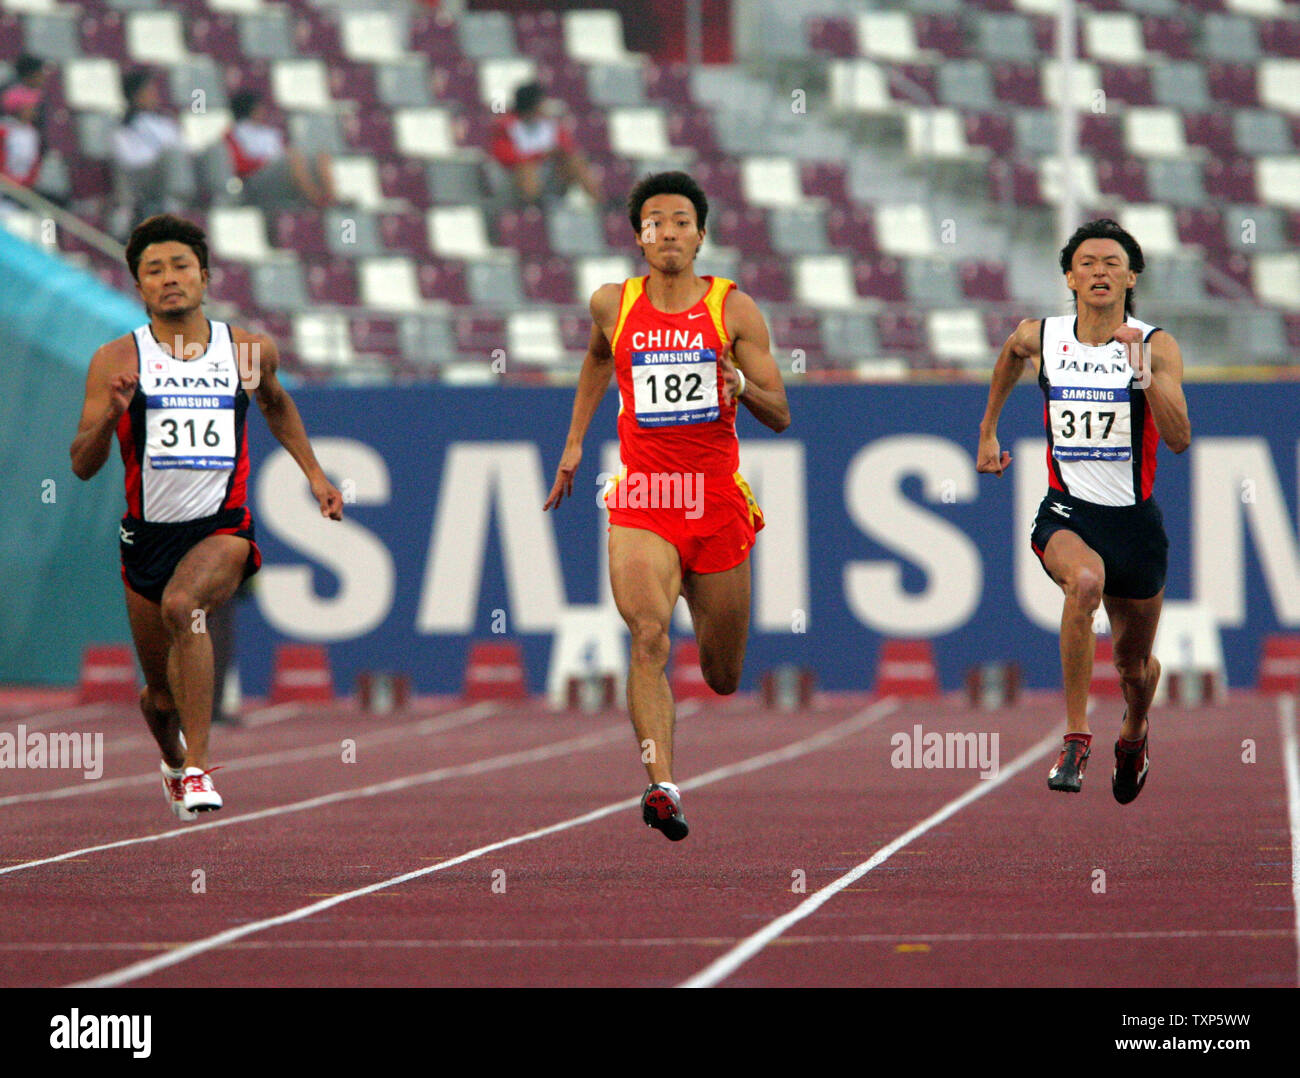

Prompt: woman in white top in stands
[
  {"left": 224, "top": 90, "right": 334, "bottom": 211},
  {"left": 111, "top": 69, "right": 191, "bottom": 236}
]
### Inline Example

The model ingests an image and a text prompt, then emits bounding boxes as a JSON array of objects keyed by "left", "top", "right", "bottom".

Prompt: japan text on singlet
[
  {"left": 610, "top": 275, "right": 738, "bottom": 478},
  {"left": 118, "top": 321, "right": 252, "bottom": 523},
  {"left": 1038, "top": 314, "right": 1161, "bottom": 507}
]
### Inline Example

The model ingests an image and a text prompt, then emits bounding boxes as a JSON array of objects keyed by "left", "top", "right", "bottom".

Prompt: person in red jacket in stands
[{"left": 490, "top": 81, "right": 601, "bottom": 208}]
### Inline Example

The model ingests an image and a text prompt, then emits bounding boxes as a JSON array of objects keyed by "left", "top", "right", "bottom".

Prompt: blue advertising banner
[{"left": 234, "top": 383, "right": 1300, "bottom": 698}]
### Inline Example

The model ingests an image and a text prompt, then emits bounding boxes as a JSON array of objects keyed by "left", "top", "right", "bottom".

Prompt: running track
[{"left": 0, "top": 689, "right": 1296, "bottom": 989}]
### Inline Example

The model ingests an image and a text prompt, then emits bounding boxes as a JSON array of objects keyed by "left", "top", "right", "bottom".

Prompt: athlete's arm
[
  {"left": 70, "top": 338, "right": 135, "bottom": 481},
  {"left": 237, "top": 328, "right": 343, "bottom": 520},
  {"left": 722, "top": 290, "right": 790, "bottom": 433},
  {"left": 1118, "top": 326, "right": 1190, "bottom": 454},
  {"left": 544, "top": 284, "right": 619, "bottom": 511},
  {"left": 977, "top": 318, "right": 1041, "bottom": 477}
]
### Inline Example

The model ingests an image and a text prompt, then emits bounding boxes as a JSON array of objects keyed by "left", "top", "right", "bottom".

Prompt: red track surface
[{"left": 0, "top": 689, "right": 1295, "bottom": 988}]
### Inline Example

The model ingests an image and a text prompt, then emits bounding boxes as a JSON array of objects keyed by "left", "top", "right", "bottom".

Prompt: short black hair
[
  {"left": 514, "top": 82, "right": 543, "bottom": 115},
  {"left": 121, "top": 68, "right": 153, "bottom": 105},
  {"left": 626, "top": 171, "right": 709, "bottom": 237},
  {"left": 1059, "top": 218, "right": 1145, "bottom": 315},
  {"left": 230, "top": 89, "right": 261, "bottom": 123},
  {"left": 126, "top": 214, "right": 209, "bottom": 281},
  {"left": 15, "top": 54, "right": 44, "bottom": 81}
]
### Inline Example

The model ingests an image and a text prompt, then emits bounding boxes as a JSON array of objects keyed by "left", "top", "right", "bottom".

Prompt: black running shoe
[
  {"left": 1112, "top": 723, "right": 1150, "bottom": 805},
  {"left": 641, "top": 783, "right": 689, "bottom": 841},
  {"left": 1047, "top": 737, "right": 1091, "bottom": 793}
]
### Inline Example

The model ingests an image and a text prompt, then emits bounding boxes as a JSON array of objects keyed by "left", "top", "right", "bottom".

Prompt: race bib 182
[{"left": 631, "top": 348, "right": 718, "bottom": 427}]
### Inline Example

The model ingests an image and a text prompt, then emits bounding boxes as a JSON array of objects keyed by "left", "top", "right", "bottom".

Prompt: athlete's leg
[
  {"left": 124, "top": 586, "right": 184, "bottom": 769},
  {"left": 159, "top": 534, "right": 250, "bottom": 771},
  {"left": 1103, "top": 589, "right": 1164, "bottom": 741},
  {"left": 609, "top": 524, "right": 682, "bottom": 785},
  {"left": 1042, "top": 530, "right": 1106, "bottom": 734},
  {"left": 680, "top": 558, "right": 751, "bottom": 696}
]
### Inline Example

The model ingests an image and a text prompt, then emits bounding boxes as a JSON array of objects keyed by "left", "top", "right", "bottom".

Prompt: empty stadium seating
[{"left": 1, "top": 0, "right": 1295, "bottom": 379}]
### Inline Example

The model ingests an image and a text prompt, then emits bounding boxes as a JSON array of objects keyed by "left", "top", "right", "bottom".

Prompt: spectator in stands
[
  {"left": 1, "top": 55, "right": 50, "bottom": 125},
  {"left": 110, "top": 69, "right": 191, "bottom": 236},
  {"left": 490, "top": 82, "right": 602, "bottom": 208},
  {"left": 0, "top": 84, "right": 44, "bottom": 191},
  {"left": 225, "top": 90, "right": 335, "bottom": 211}
]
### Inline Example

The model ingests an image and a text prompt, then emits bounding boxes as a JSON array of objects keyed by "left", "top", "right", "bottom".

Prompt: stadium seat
[
  {"left": 417, "top": 260, "right": 470, "bottom": 305},
  {"left": 507, "top": 309, "right": 564, "bottom": 366},
  {"left": 301, "top": 261, "right": 358, "bottom": 310},
  {"left": 587, "top": 63, "right": 646, "bottom": 109},
  {"left": 325, "top": 209, "right": 382, "bottom": 259},
  {"left": 379, "top": 162, "right": 430, "bottom": 210},
  {"left": 937, "top": 61, "right": 995, "bottom": 111},
  {"left": 905, "top": 108, "right": 973, "bottom": 159},
  {"left": 546, "top": 205, "right": 606, "bottom": 259},
  {"left": 1118, "top": 204, "right": 1180, "bottom": 254},
  {"left": 1201, "top": 14, "right": 1261, "bottom": 62},
  {"left": 562, "top": 10, "right": 635, "bottom": 66},
  {"left": 1234, "top": 110, "right": 1293, "bottom": 156},
  {"left": 1082, "top": 11, "right": 1145, "bottom": 64},
  {"left": 796, "top": 255, "right": 857, "bottom": 308},
  {"left": 465, "top": 255, "right": 524, "bottom": 307},
  {"left": 1257, "top": 60, "right": 1300, "bottom": 116},
  {"left": 1249, "top": 253, "right": 1300, "bottom": 311},
  {"left": 393, "top": 107, "right": 458, "bottom": 159},
  {"left": 608, "top": 107, "right": 674, "bottom": 159},
  {"left": 237, "top": 10, "right": 296, "bottom": 61},
  {"left": 210, "top": 206, "right": 272, "bottom": 262},
  {"left": 1123, "top": 107, "right": 1188, "bottom": 158},
  {"left": 64, "top": 58, "right": 126, "bottom": 115},
  {"left": 806, "top": 16, "right": 857, "bottom": 59},
  {"left": 1256, "top": 157, "right": 1300, "bottom": 209},
  {"left": 875, "top": 204, "right": 935, "bottom": 257},
  {"left": 340, "top": 10, "right": 409, "bottom": 64},
  {"left": 928, "top": 309, "right": 990, "bottom": 365},
  {"left": 376, "top": 59, "right": 433, "bottom": 109},
  {"left": 359, "top": 256, "right": 422, "bottom": 310},
  {"left": 904, "top": 258, "right": 962, "bottom": 306},
  {"left": 520, "top": 256, "right": 574, "bottom": 305},
  {"left": 1151, "top": 62, "right": 1211, "bottom": 110},
  {"left": 856, "top": 12, "right": 922, "bottom": 63},
  {"left": 458, "top": 11, "right": 517, "bottom": 60},
  {"left": 252, "top": 259, "right": 310, "bottom": 311},
  {"left": 294, "top": 312, "right": 355, "bottom": 367},
  {"left": 741, "top": 157, "right": 804, "bottom": 209},
  {"left": 575, "top": 255, "right": 634, "bottom": 301},
  {"left": 398, "top": 312, "right": 457, "bottom": 368},
  {"left": 271, "top": 60, "right": 332, "bottom": 113},
  {"left": 828, "top": 60, "right": 892, "bottom": 113},
  {"left": 768, "top": 206, "right": 829, "bottom": 255},
  {"left": 331, "top": 156, "right": 385, "bottom": 210},
  {"left": 23, "top": 11, "right": 80, "bottom": 63}
]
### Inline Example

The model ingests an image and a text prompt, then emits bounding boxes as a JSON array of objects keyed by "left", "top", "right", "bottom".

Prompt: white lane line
[
  {"left": 2, "top": 721, "right": 625, "bottom": 878},
  {"left": 0, "top": 702, "right": 494, "bottom": 808},
  {"left": 678, "top": 729, "right": 1061, "bottom": 988},
  {"left": 67, "top": 698, "right": 898, "bottom": 987},
  {"left": 238, "top": 703, "right": 306, "bottom": 728},
  {"left": 2, "top": 704, "right": 115, "bottom": 732},
  {"left": 1280, "top": 694, "right": 1300, "bottom": 989}
]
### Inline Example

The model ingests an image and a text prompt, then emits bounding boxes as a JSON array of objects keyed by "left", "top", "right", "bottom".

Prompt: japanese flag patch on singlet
[{"left": 631, "top": 345, "right": 719, "bottom": 427}]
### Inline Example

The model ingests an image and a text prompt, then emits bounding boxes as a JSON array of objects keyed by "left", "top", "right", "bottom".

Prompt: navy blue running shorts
[
  {"left": 1030, "top": 492, "right": 1168, "bottom": 600},
  {"left": 119, "top": 506, "right": 261, "bottom": 603}
]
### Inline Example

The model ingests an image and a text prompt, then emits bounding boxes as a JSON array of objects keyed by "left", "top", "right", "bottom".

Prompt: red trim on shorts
[{"left": 118, "top": 410, "right": 142, "bottom": 518}]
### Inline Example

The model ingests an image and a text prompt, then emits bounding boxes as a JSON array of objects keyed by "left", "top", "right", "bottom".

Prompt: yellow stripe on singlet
[
  {"left": 704, "top": 277, "right": 735, "bottom": 353},
  {"left": 609, "top": 277, "right": 645, "bottom": 355}
]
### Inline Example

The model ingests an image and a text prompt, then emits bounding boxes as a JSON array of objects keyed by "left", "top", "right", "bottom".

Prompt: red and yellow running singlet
[{"left": 610, "top": 275, "right": 738, "bottom": 478}]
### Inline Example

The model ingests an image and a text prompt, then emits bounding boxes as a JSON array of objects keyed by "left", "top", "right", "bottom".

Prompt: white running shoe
[
  {"left": 181, "top": 767, "right": 223, "bottom": 813},
  {"left": 161, "top": 762, "right": 198, "bottom": 822}
]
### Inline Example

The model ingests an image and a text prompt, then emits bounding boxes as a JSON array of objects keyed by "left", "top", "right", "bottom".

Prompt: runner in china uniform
[
  {"left": 977, "top": 219, "right": 1191, "bottom": 802},
  {"left": 71, "top": 214, "right": 343, "bottom": 820},
  {"left": 545, "top": 171, "right": 790, "bottom": 840}
]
